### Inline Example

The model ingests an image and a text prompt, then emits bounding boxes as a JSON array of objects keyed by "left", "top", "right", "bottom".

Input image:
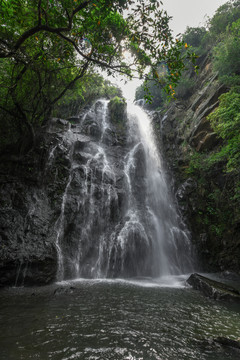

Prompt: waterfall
[
  {"left": 54, "top": 99, "right": 193, "bottom": 281},
  {"left": 126, "top": 103, "right": 193, "bottom": 276}
]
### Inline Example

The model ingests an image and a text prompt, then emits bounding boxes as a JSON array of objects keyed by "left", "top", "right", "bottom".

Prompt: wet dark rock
[
  {"left": 176, "top": 178, "right": 197, "bottom": 200},
  {"left": 48, "top": 118, "right": 70, "bottom": 133},
  {"left": 187, "top": 273, "right": 240, "bottom": 302},
  {"left": 67, "top": 116, "right": 81, "bottom": 124},
  {"left": 157, "top": 58, "right": 240, "bottom": 275},
  {"left": 189, "top": 116, "right": 220, "bottom": 152},
  {"left": 0, "top": 98, "right": 135, "bottom": 286},
  {"left": 190, "top": 74, "right": 217, "bottom": 112},
  {"left": 53, "top": 286, "right": 76, "bottom": 295},
  {"left": 213, "top": 337, "right": 240, "bottom": 350},
  {"left": 195, "top": 84, "right": 226, "bottom": 119},
  {"left": 150, "top": 110, "right": 161, "bottom": 124},
  {"left": 196, "top": 132, "right": 219, "bottom": 152},
  {"left": 190, "top": 117, "right": 213, "bottom": 145},
  {"left": 81, "top": 121, "right": 101, "bottom": 139}
]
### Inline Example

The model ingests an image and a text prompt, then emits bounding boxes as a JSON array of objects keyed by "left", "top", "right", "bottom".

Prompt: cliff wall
[{"left": 155, "top": 56, "right": 240, "bottom": 274}]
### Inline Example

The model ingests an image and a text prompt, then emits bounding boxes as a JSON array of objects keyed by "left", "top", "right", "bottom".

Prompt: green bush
[
  {"left": 212, "top": 19, "right": 240, "bottom": 78},
  {"left": 182, "top": 26, "right": 209, "bottom": 56},
  {"left": 53, "top": 74, "right": 122, "bottom": 118},
  {"left": 108, "top": 96, "right": 127, "bottom": 124},
  {"left": 209, "top": 0, "right": 240, "bottom": 37},
  {"left": 207, "top": 89, "right": 240, "bottom": 172}
]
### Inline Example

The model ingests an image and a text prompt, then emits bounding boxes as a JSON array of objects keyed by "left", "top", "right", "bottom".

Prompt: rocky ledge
[
  {"left": 213, "top": 337, "right": 240, "bottom": 350},
  {"left": 187, "top": 273, "right": 240, "bottom": 302}
]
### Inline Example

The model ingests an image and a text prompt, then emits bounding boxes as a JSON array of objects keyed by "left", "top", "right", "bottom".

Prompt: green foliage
[
  {"left": 0, "top": 0, "right": 198, "bottom": 151},
  {"left": 185, "top": 90, "right": 240, "bottom": 239},
  {"left": 167, "top": 1, "right": 240, "bottom": 104},
  {"left": 209, "top": 91, "right": 240, "bottom": 138},
  {"left": 108, "top": 96, "right": 126, "bottom": 124},
  {"left": 208, "top": 90, "right": 240, "bottom": 172},
  {"left": 212, "top": 19, "right": 240, "bottom": 79},
  {"left": 182, "top": 26, "right": 208, "bottom": 56},
  {"left": 218, "top": 75, "right": 240, "bottom": 87},
  {"left": 53, "top": 73, "right": 122, "bottom": 118},
  {"left": 185, "top": 152, "right": 205, "bottom": 175},
  {"left": 183, "top": 27, "right": 207, "bottom": 48},
  {"left": 169, "top": 1, "right": 240, "bottom": 246},
  {"left": 185, "top": 150, "right": 238, "bottom": 237},
  {"left": 208, "top": 0, "right": 240, "bottom": 37}
]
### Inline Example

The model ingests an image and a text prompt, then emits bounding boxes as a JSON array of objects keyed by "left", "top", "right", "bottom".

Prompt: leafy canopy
[
  {"left": 0, "top": 0, "right": 197, "bottom": 150},
  {"left": 212, "top": 18, "right": 240, "bottom": 80},
  {"left": 208, "top": 0, "right": 240, "bottom": 37},
  {"left": 0, "top": 0, "right": 197, "bottom": 81}
]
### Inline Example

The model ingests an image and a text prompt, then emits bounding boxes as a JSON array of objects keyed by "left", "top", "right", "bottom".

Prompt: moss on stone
[{"left": 108, "top": 96, "right": 127, "bottom": 125}]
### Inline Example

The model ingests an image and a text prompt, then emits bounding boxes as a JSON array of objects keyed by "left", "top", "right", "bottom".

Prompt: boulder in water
[
  {"left": 187, "top": 273, "right": 240, "bottom": 302},
  {"left": 213, "top": 337, "right": 240, "bottom": 350}
]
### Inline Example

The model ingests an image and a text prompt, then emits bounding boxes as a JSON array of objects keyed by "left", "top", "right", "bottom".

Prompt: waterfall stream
[{"left": 55, "top": 99, "right": 193, "bottom": 281}]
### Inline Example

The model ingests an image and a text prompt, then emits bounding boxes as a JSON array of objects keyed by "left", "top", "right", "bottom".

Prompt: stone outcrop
[
  {"left": 213, "top": 337, "right": 240, "bottom": 350},
  {"left": 154, "top": 56, "right": 240, "bottom": 274},
  {"left": 189, "top": 116, "right": 220, "bottom": 151},
  {"left": 0, "top": 100, "right": 130, "bottom": 286},
  {"left": 187, "top": 273, "right": 240, "bottom": 302},
  {"left": 0, "top": 122, "right": 69, "bottom": 286}
]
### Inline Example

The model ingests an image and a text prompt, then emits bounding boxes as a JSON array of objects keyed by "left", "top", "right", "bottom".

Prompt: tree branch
[
  {"left": 50, "top": 61, "right": 89, "bottom": 108},
  {"left": 0, "top": 1, "right": 91, "bottom": 58},
  {"left": 57, "top": 32, "right": 131, "bottom": 74},
  {"left": 38, "top": 0, "right": 42, "bottom": 26},
  {"left": 39, "top": 60, "right": 90, "bottom": 126}
]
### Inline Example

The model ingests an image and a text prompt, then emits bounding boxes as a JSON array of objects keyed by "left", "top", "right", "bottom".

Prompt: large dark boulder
[
  {"left": 187, "top": 273, "right": 240, "bottom": 302},
  {"left": 213, "top": 337, "right": 240, "bottom": 350}
]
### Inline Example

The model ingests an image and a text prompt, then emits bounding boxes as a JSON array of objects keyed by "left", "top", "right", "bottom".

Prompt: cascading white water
[
  {"left": 126, "top": 103, "right": 193, "bottom": 276},
  {"left": 53, "top": 99, "right": 193, "bottom": 281}
]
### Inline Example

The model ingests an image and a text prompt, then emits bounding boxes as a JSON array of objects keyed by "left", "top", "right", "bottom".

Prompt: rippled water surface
[{"left": 0, "top": 277, "right": 240, "bottom": 360}]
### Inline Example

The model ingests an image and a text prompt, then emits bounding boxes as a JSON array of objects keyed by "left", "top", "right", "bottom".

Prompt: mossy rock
[{"left": 108, "top": 96, "right": 127, "bottom": 125}]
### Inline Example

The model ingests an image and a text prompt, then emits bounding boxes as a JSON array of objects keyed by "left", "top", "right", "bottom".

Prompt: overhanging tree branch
[{"left": 0, "top": 0, "right": 91, "bottom": 58}]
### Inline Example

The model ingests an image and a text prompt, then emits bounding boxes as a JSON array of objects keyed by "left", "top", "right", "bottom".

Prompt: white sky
[
  {"left": 162, "top": 0, "right": 228, "bottom": 36},
  {"left": 112, "top": 0, "right": 228, "bottom": 101}
]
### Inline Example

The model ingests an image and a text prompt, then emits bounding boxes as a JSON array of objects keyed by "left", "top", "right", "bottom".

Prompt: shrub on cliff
[
  {"left": 212, "top": 19, "right": 240, "bottom": 81},
  {"left": 207, "top": 89, "right": 240, "bottom": 173},
  {"left": 53, "top": 74, "right": 122, "bottom": 119},
  {"left": 108, "top": 96, "right": 127, "bottom": 125},
  {"left": 182, "top": 26, "right": 209, "bottom": 56},
  {"left": 208, "top": 0, "right": 240, "bottom": 38}
]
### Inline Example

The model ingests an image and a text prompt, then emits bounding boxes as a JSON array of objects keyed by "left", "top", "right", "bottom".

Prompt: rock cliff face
[
  {"left": 0, "top": 98, "right": 193, "bottom": 286},
  {"left": 0, "top": 100, "right": 129, "bottom": 286},
  {"left": 154, "top": 56, "right": 240, "bottom": 274}
]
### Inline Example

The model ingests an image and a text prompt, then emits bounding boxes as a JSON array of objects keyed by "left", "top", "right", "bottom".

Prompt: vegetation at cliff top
[
  {"left": 185, "top": 6, "right": 240, "bottom": 176},
  {"left": 108, "top": 95, "right": 127, "bottom": 125},
  {"left": 135, "top": 0, "right": 240, "bottom": 107},
  {"left": 208, "top": 89, "right": 240, "bottom": 173},
  {"left": 0, "top": 0, "right": 198, "bottom": 153},
  {"left": 53, "top": 73, "right": 122, "bottom": 119}
]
